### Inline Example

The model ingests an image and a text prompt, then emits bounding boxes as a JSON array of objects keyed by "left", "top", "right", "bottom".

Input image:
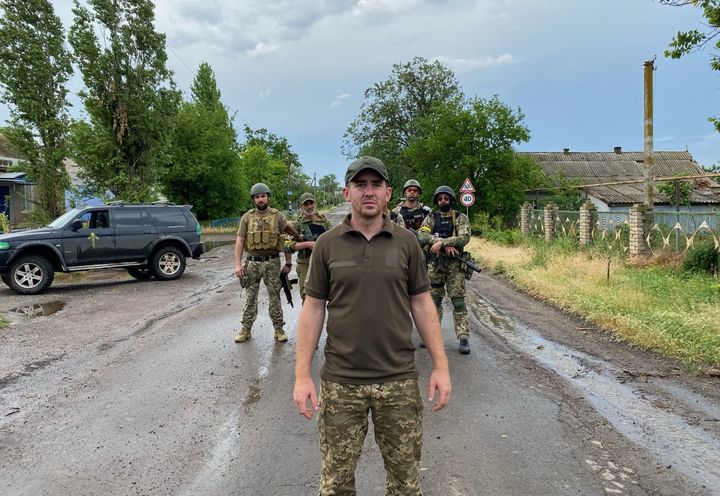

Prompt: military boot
[
  {"left": 274, "top": 329, "right": 289, "bottom": 342},
  {"left": 234, "top": 328, "right": 252, "bottom": 343},
  {"left": 458, "top": 337, "right": 470, "bottom": 354}
]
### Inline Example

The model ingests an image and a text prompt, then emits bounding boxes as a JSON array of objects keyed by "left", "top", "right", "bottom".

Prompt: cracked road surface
[{"left": 0, "top": 203, "right": 718, "bottom": 495}]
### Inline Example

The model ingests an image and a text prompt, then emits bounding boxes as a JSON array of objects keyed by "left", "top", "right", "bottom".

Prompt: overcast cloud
[{"left": 1, "top": 0, "right": 718, "bottom": 180}]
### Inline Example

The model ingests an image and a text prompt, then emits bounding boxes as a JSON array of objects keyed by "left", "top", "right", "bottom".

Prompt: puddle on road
[
  {"left": 468, "top": 292, "right": 720, "bottom": 491},
  {"left": 9, "top": 300, "right": 65, "bottom": 317}
]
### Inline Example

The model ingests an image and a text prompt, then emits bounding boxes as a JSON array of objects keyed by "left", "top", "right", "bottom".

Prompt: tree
[
  {"left": 661, "top": 0, "right": 720, "bottom": 133},
  {"left": 68, "top": 0, "right": 181, "bottom": 201},
  {"left": 237, "top": 144, "right": 290, "bottom": 212},
  {"left": 317, "top": 173, "right": 341, "bottom": 207},
  {"left": 241, "top": 125, "right": 308, "bottom": 208},
  {"left": 0, "top": 0, "right": 73, "bottom": 220},
  {"left": 343, "top": 57, "right": 463, "bottom": 186},
  {"left": 161, "top": 62, "right": 242, "bottom": 221},
  {"left": 405, "top": 96, "right": 540, "bottom": 222}
]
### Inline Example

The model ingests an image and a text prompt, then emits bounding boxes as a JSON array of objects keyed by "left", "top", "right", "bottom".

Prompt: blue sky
[{"left": 1, "top": 0, "right": 718, "bottom": 182}]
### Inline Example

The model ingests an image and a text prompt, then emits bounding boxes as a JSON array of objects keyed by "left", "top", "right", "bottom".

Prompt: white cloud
[
  {"left": 246, "top": 42, "right": 278, "bottom": 58},
  {"left": 432, "top": 54, "right": 518, "bottom": 73},
  {"left": 330, "top": 91, "right": 350, "bottom": 108}
]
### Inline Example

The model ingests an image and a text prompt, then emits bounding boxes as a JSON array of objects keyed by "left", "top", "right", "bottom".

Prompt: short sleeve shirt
[{"left": 304, "top": 214, "right": 431, "bottom": 384}]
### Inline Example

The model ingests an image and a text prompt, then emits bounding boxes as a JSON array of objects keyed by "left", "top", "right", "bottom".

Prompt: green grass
[
  {"left": 468, "top": 237, "right": 720, "bottom": 370},
  {"left": 0, "top": 313, "right": 9, "bottom": 329}
]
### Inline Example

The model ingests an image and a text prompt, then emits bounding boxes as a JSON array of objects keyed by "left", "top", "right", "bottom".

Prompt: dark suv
[{"left": 0, "top": 203, "right": 205, "bottom": 295}]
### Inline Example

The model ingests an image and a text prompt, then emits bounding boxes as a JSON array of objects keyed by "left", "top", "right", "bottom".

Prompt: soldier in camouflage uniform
[
  {"left": 418, "top": 185, "right": 472, "bottom": 354},
  {"left": 284, "top": 192, "right": 332, "bottom": 302},
  {"left": 293, "top": 156, "right": 451, "bottom": 495},
  {"left": 234, "top": 183, "right": 294, "bottom": 343},
  {"left": 392, "top": 179, "right": 431, "bottom": 232}
]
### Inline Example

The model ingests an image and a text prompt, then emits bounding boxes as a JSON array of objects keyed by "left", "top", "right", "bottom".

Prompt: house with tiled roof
[{"left": 520, "top": 147, "right": 720, "bottom": 212}]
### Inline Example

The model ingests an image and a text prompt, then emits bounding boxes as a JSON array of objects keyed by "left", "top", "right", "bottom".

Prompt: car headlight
[{"left": 0, "top": 242, "right": 10, "bottom": 250}]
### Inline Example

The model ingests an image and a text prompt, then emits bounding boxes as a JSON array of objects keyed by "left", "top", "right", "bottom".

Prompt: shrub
[{"left": 683, "top": 239, "right": 719, "bottom": 274}]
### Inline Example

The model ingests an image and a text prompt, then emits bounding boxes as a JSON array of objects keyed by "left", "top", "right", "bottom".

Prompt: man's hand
[
  {"left": 294, "top": 377, "right": 318, "bottom": 419},
  {"left": 430, "top": 239, "right": 444, "bottom": 254},
  {"left": 444, "top": 245, "right": 459, "bottom": 257},
  {"left": 427, "top": 367, "right": 451, "bottom": 411},
  {"left": 281, "top": 263, "right": 292, "bottom": 274},
  {"left": 234, "top": 265, "right": 245, "bottom": 278}
]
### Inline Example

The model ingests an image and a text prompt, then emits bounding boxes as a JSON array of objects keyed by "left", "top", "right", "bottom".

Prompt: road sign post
[{"left": 459, "top": 179, "right": 475, "bottom": 216}]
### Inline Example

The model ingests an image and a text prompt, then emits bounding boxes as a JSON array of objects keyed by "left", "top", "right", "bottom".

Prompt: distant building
[
  {"left": 0, "top": 134, "right": 35, "bottom": 224},
  {"left": 520, "top": 147, "right": 720, "bottom": 212}
]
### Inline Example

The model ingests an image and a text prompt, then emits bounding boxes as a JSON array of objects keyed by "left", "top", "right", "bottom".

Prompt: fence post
[
  {"left": 629, "top": 204, "right": 647, "bottom": 256},
  {"left": 544, "top": 203, "right": 557, "bottom": 242},
  {"left": 579, "top": 201, "right": 596, "bottom": 246},
  {"left": 520, "top": 202, "right": 532, "bottom": 236}
]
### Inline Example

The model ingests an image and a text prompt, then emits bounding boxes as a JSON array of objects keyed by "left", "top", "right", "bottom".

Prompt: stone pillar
[
  {"left": 520, "top": 202, "right": 532, "bottom": 236},
  {"left": 579, "top": 201, "right": 597, "bottom": 246},
  {"left": 629, "top": 204, "right": 647, "bottom": 256},
  {"left": 544, "top": 203, "right": 558, "bottom": 242}
]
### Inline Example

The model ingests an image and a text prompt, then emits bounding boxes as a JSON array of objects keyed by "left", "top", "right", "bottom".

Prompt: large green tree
[
  {"left": 68, "top": 0, "right": 180, "bottom": 201},
  {"left": 405, "top": 96, "right": 541, "bottom": 222},
  {"left": 343, "top": 56, "right": 463, "bottom": 186},
  {"left": 0, "top": 0, "right": 72, "bottom": 220},
  {"left": 161, "top": 62, "right": 242, "bottom": 221},
  {"left": 241, "top": 125, "right": 308, "bottom": 207},
  {"left": 237, "top": 144, "right": 291, "bottom": 212},
  {"left": 661, "top": 0, "right": 720, "bottom": 133}
]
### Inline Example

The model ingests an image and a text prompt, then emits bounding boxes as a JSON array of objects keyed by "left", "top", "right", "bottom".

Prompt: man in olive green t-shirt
[{"left": 293, "top": 156, "right": 451, "bottom": 495}]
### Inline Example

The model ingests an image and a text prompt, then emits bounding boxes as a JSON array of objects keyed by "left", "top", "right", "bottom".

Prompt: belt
[{"left": 246, "top": 254, "right": 279, "bottom": 262}]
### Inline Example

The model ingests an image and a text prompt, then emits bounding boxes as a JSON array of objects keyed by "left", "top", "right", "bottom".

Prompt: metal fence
[{"left": 523, "top": 208, "right": 719, "bottom": 254}]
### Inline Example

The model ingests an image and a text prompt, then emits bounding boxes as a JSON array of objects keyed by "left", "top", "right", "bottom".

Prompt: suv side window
[
  {"left": 114, "top": 208, "right": 152, "bottom": 228},
  {"left": 149, "top": 207, "right": 188, "bottom": 228},
  {"left": 76, "top": 210, "right": 111, "bottom": 230}
]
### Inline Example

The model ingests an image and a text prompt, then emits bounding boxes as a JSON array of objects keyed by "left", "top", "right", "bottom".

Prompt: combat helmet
[
  {"left": 402, "top": 179, "right": 422, "bottom": 194},
  {"left": 433, "top": 185, "right": 456, "bottom": 204},
  {"left": 250, "top": 182, "right": 271, "bottom": 198}
]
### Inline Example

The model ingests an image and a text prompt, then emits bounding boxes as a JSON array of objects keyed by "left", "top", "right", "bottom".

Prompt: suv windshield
[{"left": 48, "top": 208, "right": 81, "bottom": 229}]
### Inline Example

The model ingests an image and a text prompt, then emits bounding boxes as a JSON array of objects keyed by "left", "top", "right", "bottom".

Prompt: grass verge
[{"left": 466, "top": 237, "right": 720, "bottom": 370}]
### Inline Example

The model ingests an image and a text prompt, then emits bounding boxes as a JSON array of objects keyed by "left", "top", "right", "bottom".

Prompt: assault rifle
[
  {"left": 455, "top": 252, "right": 482, "bottom": 273},
  {"left": 280, "top": 272, "right": 299, "bottom": 307}
]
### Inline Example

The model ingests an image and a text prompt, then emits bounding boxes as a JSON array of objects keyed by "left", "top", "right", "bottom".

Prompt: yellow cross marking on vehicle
[{"left": 88, "top": 231, "right": 99, "bottom": 249}]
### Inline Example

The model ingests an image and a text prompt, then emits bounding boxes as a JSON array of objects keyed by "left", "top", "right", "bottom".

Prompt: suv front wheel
[
  {"left": 151, "top": 246, "right": 186, "bottom": 281},
  {"left": 7, "top": 254, "right": 55, "bottom": 295}
]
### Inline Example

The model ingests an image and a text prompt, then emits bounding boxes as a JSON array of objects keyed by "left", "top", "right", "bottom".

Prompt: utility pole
[
  {"left": 286, "top": 153, "right": 292, "bottom": 211},
  {"left": 643, "top": 58, "right": 655, "bottom": 209}
]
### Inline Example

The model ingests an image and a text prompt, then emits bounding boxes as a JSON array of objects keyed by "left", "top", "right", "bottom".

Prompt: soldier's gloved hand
[{"left": 281, "top": 262, "right": 292, "bottom": 274}]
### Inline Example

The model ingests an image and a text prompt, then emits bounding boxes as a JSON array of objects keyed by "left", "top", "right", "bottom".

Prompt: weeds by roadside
[{"left": 467, "top": 236, "right": 720, "bottom": 371}]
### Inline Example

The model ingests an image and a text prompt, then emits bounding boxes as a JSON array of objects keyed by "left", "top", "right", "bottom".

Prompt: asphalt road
[{"left": 0, "top": 203, "right": 718, "bottom": 495}]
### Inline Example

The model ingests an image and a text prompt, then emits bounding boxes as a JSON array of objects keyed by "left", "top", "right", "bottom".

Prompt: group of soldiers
[{"left": 233, "top": 177, "right": 474, "bottom": 354}]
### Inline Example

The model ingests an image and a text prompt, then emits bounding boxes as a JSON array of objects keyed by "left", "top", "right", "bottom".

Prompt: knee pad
[{"left": 451, "top": 297, "right": 466, "bottom": 312}]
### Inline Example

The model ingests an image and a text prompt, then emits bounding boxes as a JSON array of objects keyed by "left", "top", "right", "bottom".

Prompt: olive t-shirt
[
  {"left": 304, "top": 214, "right": 431, "bottom": 384},
  {"left": 237, "top": 208, "right": 288, "bottom": 256}
]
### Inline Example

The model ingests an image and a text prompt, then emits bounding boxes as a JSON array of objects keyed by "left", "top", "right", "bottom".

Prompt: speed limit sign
[{"left": 460, "top": 192, "right": 475, "bottom": 207}]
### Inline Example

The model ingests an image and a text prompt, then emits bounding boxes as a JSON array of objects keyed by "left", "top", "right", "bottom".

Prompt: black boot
[{"left": 458, "top": 337, "right": 470, "bottom": 354}]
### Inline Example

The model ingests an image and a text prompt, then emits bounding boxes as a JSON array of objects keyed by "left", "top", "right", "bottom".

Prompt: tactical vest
[
  {"left": 399, "top": 206, "right": 427, "bottom": 230},
  {"left": 298, "top": 218, "right": 328, "bottom": 260},
  {"left": 433, "top": 210, "right": 459, "bottom": 239},
  {"left": 245, "top": 209, "right": 283, "bottom": 251}
]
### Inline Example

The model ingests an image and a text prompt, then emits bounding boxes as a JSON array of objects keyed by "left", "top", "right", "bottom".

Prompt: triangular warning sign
[{"left": 459, "top": 178, "right": 475, "bottom": 193}]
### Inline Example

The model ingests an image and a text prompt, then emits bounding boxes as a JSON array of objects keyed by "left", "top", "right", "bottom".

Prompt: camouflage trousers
[
  {"left": 318, "top": 379, "right": 423, "bottom": 496},
  {"left": 296, "top": 260, "right": 309, "bottom": 301},
  {"left": 428, "top": 260, "right": 468, "bottom": 339},
  {"left": 241, "top": 258, "right": 284, "bottom": 331}
]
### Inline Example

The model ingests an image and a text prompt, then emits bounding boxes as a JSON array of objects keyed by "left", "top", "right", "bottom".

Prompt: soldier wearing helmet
[
  {"left": 234, "top": 183, "right": 294, "bottom": 344},
  {"left": 418, "top": 185, "right": 472, "bottom": 354},
  {"left": 392, "top": 179, "right": 431, "bottom": 231},
  {"left": 285, "top": 192, "right": 332, "bottom": 302}
]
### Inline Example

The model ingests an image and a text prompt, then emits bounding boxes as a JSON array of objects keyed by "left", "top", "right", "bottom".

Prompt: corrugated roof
[{"left": 519, "top": 150, "right": 720, "bottom": 205}]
